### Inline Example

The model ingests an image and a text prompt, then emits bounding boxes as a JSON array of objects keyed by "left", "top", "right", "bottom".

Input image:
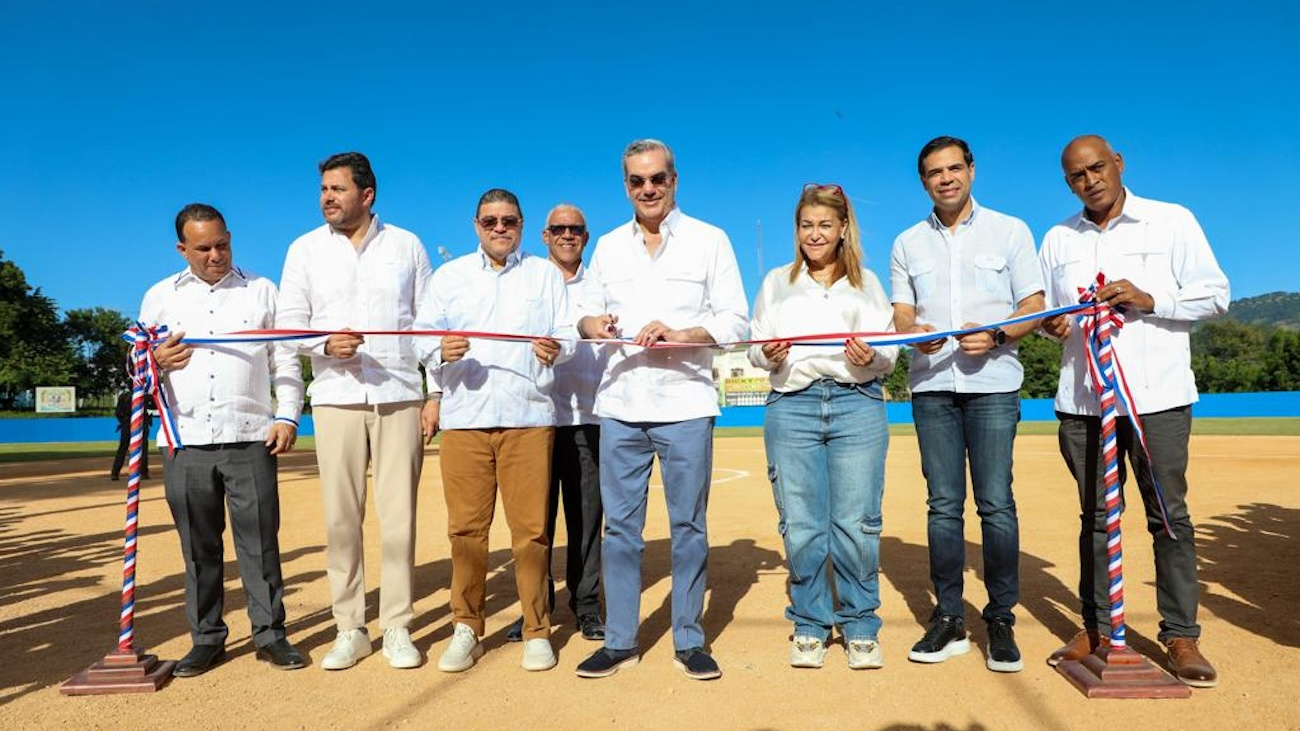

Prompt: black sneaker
[
  {"left": 575, "top": 647, "right": 639, "bottom": 678},
  {"left": 985, "top": 619, "right": 1023, "bottom": 672},
  {"left": 577, "top": 612, "right": 606, "bottom": 641},
  {"left": 505, "top": 616, "right": 524, "bottom": 643},
  {"left": 908, "top": 615, "right": 971, "bottom": 663},
  {"left": 673, "top": 647, "right": 722, "bottom": 680}
]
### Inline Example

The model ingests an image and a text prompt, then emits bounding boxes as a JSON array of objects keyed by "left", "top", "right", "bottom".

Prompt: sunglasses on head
[
  {"left": 804, "top": 182, "right": 845, "bottom": 197},
  {"left": 627, "top": 172, "right": 672, "bottom": 189},
  {"left": 478, "top": 215, "right": 521, "bottom": 230},
  {"left": 547, "top": 224, "right": 586, "bottom": 236}
]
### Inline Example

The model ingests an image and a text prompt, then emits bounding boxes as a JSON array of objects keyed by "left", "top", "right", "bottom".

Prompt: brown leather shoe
[
  {"left": 1047, "top": 629, "right": 1110, "bottom": 666},
  {"left": 1167, "top": 637, "right": 1218, "bottom": 688}
]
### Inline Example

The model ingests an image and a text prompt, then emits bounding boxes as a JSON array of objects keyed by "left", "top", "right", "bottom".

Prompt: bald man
[{"left": 1039, "top": 135, "right": 1229, "bottom": 688}]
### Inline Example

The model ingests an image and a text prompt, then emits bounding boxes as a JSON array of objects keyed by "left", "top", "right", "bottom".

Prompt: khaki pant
[
  {"left": 314, "top": 401, "right": 423, "bottom": 631},
  {"left": 441, "top": 427, "right": 554, "bottom": 640}
]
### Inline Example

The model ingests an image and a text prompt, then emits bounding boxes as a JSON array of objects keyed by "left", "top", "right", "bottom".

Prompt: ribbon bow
[{"left": 121, "top": 323, "right": 183, "bottom": 453}]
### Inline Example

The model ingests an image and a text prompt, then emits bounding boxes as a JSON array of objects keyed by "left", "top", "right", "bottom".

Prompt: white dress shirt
[
  {"left": 1040, "top": 189, "right": 1229, "bottom": 416},
  {"left": 748, "top": 265, "right": 897, "bottom": 392},
  {"left": 890, "top": 200, "right": 1045, "bottom": 394},
  {"left": 414, "top": 248, "right": 574, "bottom": 430},
  {"left": 579, "top": 208, "right": 750, "bottom": 423},
  {"left": 551, "top": 265, "right": 605, "bottom": 427},
  {"left": 139, "top": 267, "right": 303, "bottom": 447},
  {"left": 276, "top": 215, "right": 433, "bottom": 406}
]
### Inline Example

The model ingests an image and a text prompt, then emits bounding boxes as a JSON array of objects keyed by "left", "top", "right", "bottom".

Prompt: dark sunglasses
[
  {"left": 627, "top": 172, "right": 672, "bottom": 189},
  {"left": 478, "top": 215, "right": 521, "bottom": 230},
  {"left": 547, "top": 224, "right": 587, "bottom": 236},
  {"left": 804, "top": 182, "right": 845, "bottom": 197}
]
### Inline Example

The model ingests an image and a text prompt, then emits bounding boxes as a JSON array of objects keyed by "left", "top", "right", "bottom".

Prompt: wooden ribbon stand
[{"left": 63, "top": 334, "right": 174, "bottom": 694}]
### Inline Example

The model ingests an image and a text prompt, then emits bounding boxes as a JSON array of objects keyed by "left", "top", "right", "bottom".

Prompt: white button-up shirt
[
  {"left": 276, "top": 215, "right": 433, "bottom": 406},
  {"left": 414, "top": 248, "right": 574, "bottom": 430},
  {"left": 890, "top": 200, "right": 1044, "bottom": 394},
  {"left": 139, "top": 267, "right": 303, "bottom": 447},
  {"left": 579, "top": 208, "right": 749, "bottom": 422},
  {"left": 748, "top": 265, "right": 897, "bottom": 392},
  {"left": 551, "top": 265, "right": 604, "bottom": 427},
  {"left": 1040, "top": 189, "right": 1229, "bottom": 416}
]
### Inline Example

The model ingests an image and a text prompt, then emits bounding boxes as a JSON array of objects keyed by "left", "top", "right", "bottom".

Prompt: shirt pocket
[
  {"left": 910, "top": 259, "right": 936, "bottom": 302},
  {"left": 1118, "top": 245, "right": 1174, "bottom": 292},
  {"left": 660, "top": 263, "right": 707, "bottom": 316},
  {"left": 973, "top": 255, "right": 1008, "bottom": 297},
  {"left": 1050, "top": 256, "right": 1090, "bottom": 305}
]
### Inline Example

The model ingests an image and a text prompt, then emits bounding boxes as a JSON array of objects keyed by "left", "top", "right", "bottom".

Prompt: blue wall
[{"left": 8, "top": 391, "right": 1298, "bottom": 444}]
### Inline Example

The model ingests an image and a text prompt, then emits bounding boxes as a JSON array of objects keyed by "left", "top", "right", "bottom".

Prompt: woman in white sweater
[{"left": 748, "top": 183, "right": 897, "bottom": 670}]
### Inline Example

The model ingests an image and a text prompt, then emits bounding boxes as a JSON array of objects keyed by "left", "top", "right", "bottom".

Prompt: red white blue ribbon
[
  {"left": 121, "top": 322, "right": 183, "bottom": 452},
  {"left": 1074, "top": 274, "right": 1176, "bottom": 543}
]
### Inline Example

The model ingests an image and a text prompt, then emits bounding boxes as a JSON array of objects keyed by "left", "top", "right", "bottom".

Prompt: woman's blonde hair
[{"left": 789, "top": 184, "right": 864, "bottom": 289}]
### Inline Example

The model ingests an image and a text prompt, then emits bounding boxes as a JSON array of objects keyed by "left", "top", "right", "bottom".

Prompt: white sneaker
[
  {"left": 790, "top": 636, "right": 827, "bottom": 668},
  {"left": 321, "top": 628, "right": 371, "bottom": 670},
  {"left": 438, "top": 623, "right": 483, "bottom": 673},
  {"left": 521, "top": 638, "right": 557, "bottom": 671},
  {"left": 847, "top": 639, "right": 883, "bottom": 670},
  {"left": 383, "top": 627, "right": 422, "bottom": 669}
]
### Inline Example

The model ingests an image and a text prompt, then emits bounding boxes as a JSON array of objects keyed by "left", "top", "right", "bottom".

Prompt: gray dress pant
[
  {"left": 546, "top": 424, "right": 603, "bottom": 616},
  {"left": 162, "top": 441, "right": 287, "bottom": 647},
  {"left": 1056, "top": 406, "right": 1200, "bottom": 643}
]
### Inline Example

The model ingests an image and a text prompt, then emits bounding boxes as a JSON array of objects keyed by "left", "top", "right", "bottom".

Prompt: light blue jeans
[{"left": 764, "top": 379, "right": 888, "bottom": 641}]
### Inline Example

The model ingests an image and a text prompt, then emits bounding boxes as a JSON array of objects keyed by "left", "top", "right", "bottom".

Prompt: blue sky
[{"left": 3, "top": 1, "right": 1295, "bottom": 318}]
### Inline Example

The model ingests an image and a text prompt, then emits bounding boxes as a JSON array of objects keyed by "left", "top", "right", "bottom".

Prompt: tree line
[{"left": 2, "top": 250, "right": 1296, "bottom": 410}]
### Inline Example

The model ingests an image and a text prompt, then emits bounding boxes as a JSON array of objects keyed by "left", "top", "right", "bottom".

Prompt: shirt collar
[
  {"left": 1071, "top": 187, "right": 1144, "bottom": 231},
  {"left": 173, "top": 266, "right": 247, "bottom": 289},
  {"left": 477, "top": 246, "right": 524, "bottom": 271},
  {"left": 927, "top": 198, "right": 981, "bottom": 231},
  {"left": 629, "top": 207, "right": 682, "bottom": 251},
  {"left": 330, "top": 213, "right": 382, "bottom": 247}
]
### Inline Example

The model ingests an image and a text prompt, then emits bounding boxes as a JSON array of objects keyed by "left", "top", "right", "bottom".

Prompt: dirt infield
[{"left": 2, "top": 434, "right": 1298, "bottom": 731}]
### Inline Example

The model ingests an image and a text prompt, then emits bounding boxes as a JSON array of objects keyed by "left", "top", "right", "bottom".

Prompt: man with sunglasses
[
  {"left": 277, "top": 151, "right": 436, "bottom": 671},
  {"left": 504, "top": 205, "right": 608, "bottom": 645},
  {"left": 574, "top": 139, "right": 749, "bottom": 680},
  {"left": 890, "top": 136, "right": 1044, "bottom": 674},
  {"left": 415, "top": 189, "right": 574, "bottom": 673}
]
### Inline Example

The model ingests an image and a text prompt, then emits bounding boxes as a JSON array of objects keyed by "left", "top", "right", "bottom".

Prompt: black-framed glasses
[
  {"left": 547, "top": 224, "right": 586, "bottom": 236},
  {"left": 478, "top": 215, "right": 522, "bottom": 230},
  {"left": 627, "top": 172, "right": 672, "bottom": 189},
  {"left": 804, "top": 182, "right": 845, "bottom": 197}
]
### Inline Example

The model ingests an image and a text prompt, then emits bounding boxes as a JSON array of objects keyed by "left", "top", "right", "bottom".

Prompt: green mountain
[{"left": 1224, "top": 292, "right": 1300, "bottom": 331}]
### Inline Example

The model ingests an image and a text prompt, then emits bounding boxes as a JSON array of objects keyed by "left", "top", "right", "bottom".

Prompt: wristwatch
[{"left": 989, "top": 327, "right": 1007, "bottom": 348}]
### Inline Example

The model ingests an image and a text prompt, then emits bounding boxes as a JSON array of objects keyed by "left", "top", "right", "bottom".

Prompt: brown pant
[
  {"left": 440, "top": 427, "right": 554, "bottom": 640},
  {"left": 314, "top": 401, "right": 423, "bottom": 631}
]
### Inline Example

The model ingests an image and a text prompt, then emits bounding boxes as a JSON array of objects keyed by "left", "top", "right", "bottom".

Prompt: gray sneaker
[
  {"left": 438, "top": 623, "right": 484, "bottom": 673},
  {"left": 790, "top": 636, "right": 827, "bottom": 668}
]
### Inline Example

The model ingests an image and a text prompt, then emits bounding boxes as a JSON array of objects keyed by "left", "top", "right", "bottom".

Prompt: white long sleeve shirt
[
  {"left": 276, "top": 215, "right": 433, "bottom": 406},
  {"left": 413, "top": 248, "right": 574, "bottom": 430},
  {"left": 579, "top": 208, "right": 750, "bottom": 422},
  {"left": 1040, "top": 189, "right": 1230, "bottom": 416},
  {"left": 890, "top": 200, "right": 1045, "bottom": 394},
  {"left": 551, "top": 266, "right": 604, "bottom": 427},
  {"left": 748, "top": 265, "right": 897, "bottom": 392},
  {"left": 139, "top": 267, "right": 303, "bottom": 447}
]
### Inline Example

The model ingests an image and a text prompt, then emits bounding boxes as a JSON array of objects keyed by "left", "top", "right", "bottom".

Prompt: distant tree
[
  {"left": 1018, "top": 332, "right": 1063, "bottom": 399},
  {"left": 1261, "top": 329, "right": 1300, "bottom": 391},
  {"left": 0, "top": 251, "right": 75, "bottom": 408},
  {"left": 65, "top": 306, "right": 132, "bottom": 403},
  {"left": 1191, "top": 320, "right": 1270, "bottom": 392},
  {"left": 883, "top": 348, "right": 911, "bottom": 401}
]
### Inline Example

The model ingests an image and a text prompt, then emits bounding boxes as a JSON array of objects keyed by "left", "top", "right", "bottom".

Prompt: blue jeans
[
  {"left": 599, "top": 416, "right": 714, "bottom": 652},
  {"left": 912, "top": 391, "right": 1021, "bottom": 624},
  {"left": 764, "top": 379, "right": 888, "bottom": 641}
]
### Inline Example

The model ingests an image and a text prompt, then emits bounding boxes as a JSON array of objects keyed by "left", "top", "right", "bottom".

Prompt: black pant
[
  {"left": 111, "top": 422, "right": 151, "bottom": 479},
  {"left": 162, "top": 442, "right": 288, "bottom": 647},
  {"left": 1057, "top": 406, "right": 1200, "bottom": 643},
  {"left": 545, "top": 424, "right": 604, "bottom": 616}
]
